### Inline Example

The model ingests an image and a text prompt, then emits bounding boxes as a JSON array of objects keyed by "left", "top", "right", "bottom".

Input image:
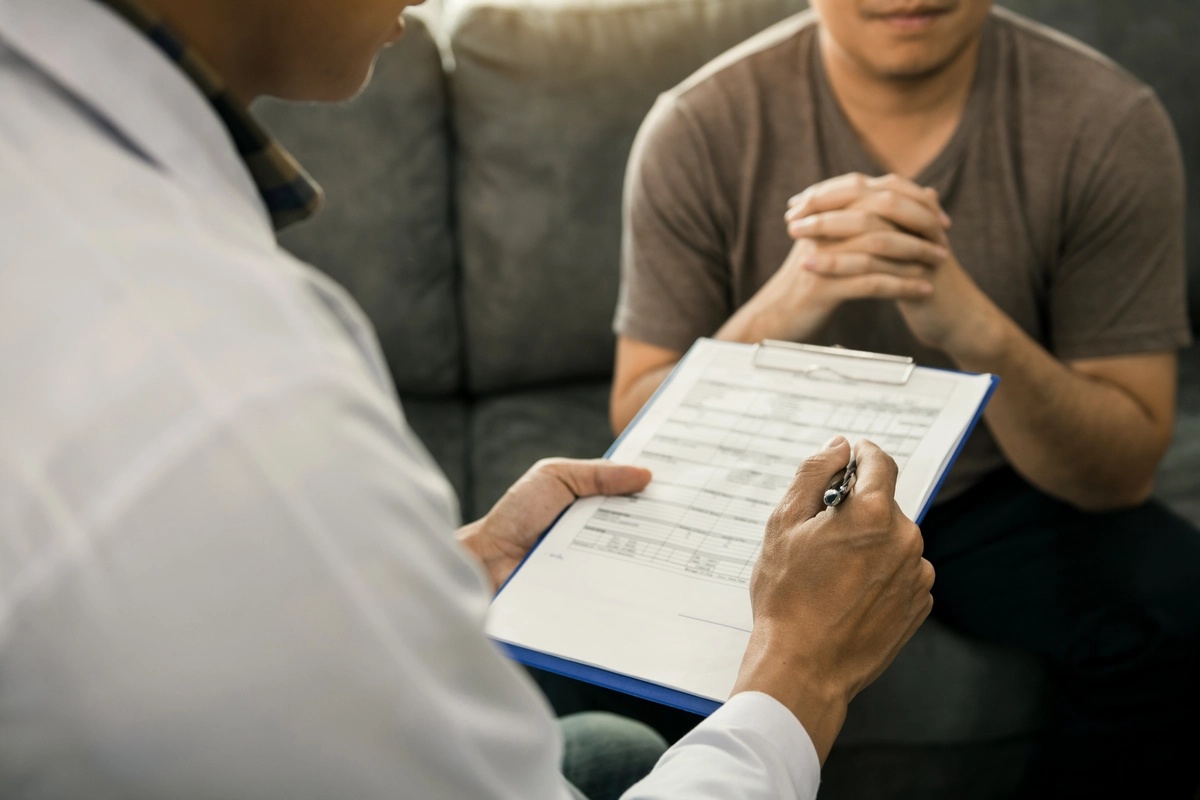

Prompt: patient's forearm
[
  {"left": 951, "top": 317, "right": 1173, "bottom": 511},
  {"left": 611, "top": 362, "right": 675, "bottom": 434}
]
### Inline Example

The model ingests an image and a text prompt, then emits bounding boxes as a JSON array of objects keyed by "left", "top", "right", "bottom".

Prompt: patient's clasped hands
[{"left": 768, "top": 172, "right": 1000, "bottom": 359}]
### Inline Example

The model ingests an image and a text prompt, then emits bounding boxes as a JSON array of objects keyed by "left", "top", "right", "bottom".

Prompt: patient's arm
[{"left": 610, "top": 336, "right": 684, "bottom": 434}]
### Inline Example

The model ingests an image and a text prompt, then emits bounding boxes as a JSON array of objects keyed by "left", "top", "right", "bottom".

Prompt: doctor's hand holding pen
[{"left": 732, "top": 435, "right": 935, "bottom": 765}]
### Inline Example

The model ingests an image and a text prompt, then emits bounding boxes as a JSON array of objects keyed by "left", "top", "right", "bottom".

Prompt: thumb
[
  {"left": 538, "top": 458, "right": 652, "bottom": 500},
  {"left": 778, "top": 436, "right": 853, "bottom": 522}
]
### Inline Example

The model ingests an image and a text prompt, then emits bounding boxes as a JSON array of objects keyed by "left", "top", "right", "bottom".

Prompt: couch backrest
[
  {"left": 259, "top": 0, "right": 1196, "bottom": 403},
  {"left": 999, "top": 0, "right": 1200, "bottom": 333},
  {"left": 448, "top": 0, "right": 809, "bottom": 394},
  {"left": 256, "top": 10, "right": 462, "bottom": 397}
]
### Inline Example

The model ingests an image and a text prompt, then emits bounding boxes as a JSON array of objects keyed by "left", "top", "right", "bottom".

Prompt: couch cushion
[
  {"left": 401, "top": 396, "right": 471, "bottom": 513},
  {"left": 998, "top": 0, "right": 1200, "bottom": 329},
  {"left": 469, "top": 382, "right": 615, "bottom": 518},
  {"left": 448, "top": 0, "right": 808, "bottom": 393},
  {"left": 255, "top": 10, "right": 462, "bottom": 396}
]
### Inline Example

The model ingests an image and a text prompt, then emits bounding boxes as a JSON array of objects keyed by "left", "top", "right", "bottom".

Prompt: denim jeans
[{"left": 559, "top": 711, "right": 669, "bottom": 800}]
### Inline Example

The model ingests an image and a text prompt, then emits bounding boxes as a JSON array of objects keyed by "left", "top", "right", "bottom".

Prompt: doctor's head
[{"left": 147, "top": 0, "right": 426, "bottom": 104}]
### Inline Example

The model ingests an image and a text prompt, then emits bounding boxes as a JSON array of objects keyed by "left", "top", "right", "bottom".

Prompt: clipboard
[
  {"left": 752, "top": 340, "right": 915, "bottom": 385},
  {"left": 488, "top": 338, "right": 998, "bottom": 718}
]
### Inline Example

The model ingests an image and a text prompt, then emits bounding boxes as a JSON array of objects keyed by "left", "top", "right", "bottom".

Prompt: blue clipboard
[{"left": 490, "top": 338, "right": 999, "bottom": 717}]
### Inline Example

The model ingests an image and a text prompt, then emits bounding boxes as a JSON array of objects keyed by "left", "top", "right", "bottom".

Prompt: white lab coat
[{"left": 0, "top": 0, "right": 819, "bottom": 797}]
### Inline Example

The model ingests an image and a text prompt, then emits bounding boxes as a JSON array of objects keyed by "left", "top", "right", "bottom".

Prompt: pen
[{"left": 822, "top": 450, "right": 857, "bottom": 507}]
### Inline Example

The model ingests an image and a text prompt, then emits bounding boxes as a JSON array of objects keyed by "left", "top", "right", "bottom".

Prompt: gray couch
[{"left": 257, "top": 0, "right": 1200, "bottom": 795}]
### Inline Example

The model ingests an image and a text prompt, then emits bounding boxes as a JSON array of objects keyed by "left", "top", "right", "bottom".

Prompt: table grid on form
[{"left": 570, "top": 354, "right": 950, "bottom": 586}]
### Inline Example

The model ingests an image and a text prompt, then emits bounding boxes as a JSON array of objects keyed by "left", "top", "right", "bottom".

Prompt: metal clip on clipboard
[{"left": 751, "top": 340, "right": 915, "bottom": 386}]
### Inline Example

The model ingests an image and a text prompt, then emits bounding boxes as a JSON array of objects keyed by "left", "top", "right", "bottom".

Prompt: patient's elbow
[{"left": 609, "top": 393, "right": 635, "bottom": 436}]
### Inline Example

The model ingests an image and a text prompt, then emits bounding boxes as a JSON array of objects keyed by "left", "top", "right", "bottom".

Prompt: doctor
[{"left": 0, "top": 0, "right": 934, "bottom": 798}]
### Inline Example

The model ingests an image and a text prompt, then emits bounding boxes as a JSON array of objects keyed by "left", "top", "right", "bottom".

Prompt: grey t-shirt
[{"left": 615, "top": 7, "right": 1192, "bottom": 502}]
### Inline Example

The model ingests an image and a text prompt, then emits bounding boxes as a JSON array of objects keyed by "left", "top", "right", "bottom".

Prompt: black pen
[{"left": 822, "top": 450, "right": 857, "bottom": 507}]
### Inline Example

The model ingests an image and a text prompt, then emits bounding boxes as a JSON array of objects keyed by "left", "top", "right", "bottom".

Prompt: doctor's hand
[
  {"left": 732, "top": 437, "right": 934, "bottom": 764},
  {"left": 457, "top": 459, "right": 652, "bottom": 592}
]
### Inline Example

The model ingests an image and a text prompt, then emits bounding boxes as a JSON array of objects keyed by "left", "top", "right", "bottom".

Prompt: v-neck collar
[{"left": 810, "top": 17, "right": 997, "bottom": 190}]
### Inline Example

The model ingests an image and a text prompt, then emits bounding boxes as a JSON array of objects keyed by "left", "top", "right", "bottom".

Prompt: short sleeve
[
  {"left": 614, "top": 92, "right": 734, "bottom": 352},
  {"left": 1049, "top": 92, "right": 1193, "bottom": 360}
]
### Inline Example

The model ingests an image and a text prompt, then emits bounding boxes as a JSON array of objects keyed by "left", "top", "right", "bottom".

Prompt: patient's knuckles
[
  {"left": 874, "top": 189, "right": 905, "bottom": 216},
  {"left": 860, "top": 229, "right": 897, "bottom": 255},
  {"left": 869, "top": 173, "right": 900, "bottom": 190},
  {"left": 859, "top": 209, "right": 893, "bottom": 232},
  {"left": 789, "top": 191, "right": 815, "bottom": 218}
]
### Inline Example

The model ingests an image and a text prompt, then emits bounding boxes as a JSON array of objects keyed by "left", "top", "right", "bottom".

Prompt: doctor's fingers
[
  {"left": 857, "top": 564, "right": 935, "bottom": 694},
  {"left": 768, "top": 435, "right": 854, "bottom": 529},
  {"left": 843, "top": 440, "right": 900, "bottom": 504}
]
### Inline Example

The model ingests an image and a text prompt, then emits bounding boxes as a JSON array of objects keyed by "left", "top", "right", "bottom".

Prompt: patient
[{"left": 611, "top": 1, "right": 1200, "bottom": 795}]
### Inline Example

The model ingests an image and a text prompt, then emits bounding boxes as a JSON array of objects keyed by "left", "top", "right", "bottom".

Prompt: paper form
[{"left": 487, "top": 338, "right": 995, "bottom": 709}]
